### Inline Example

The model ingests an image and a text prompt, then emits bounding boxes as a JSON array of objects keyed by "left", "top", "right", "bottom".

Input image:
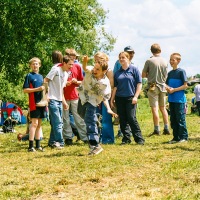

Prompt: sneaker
[
  {"left": 178, "top": 139, "right": 188, "bottom": 143},
  {"left": 36, "top": 147, "right": 44, "bottom": 152},
  {"left": 163, "top": 129, "right": 170, "bottom": 135},
  {"left": 65, "top": 139, "right": 73, "bottom": 146},
  {"left": 137, "top": 141, "right": 144, "bottom": 145},
  {"left": 168, "top": 139, "right": 178, "bottom": 144},
  {"left": 148, "top": 130, "right": 160, "bottom": 137},
  {"left": 28, "top": 147, "right": 36, "bottom": 152},
  {"left": 88, "top": 145, "right": 103, "bottom": 155},
  {"left": 49, "top": 142, "right": 64, "bottom": 149}
]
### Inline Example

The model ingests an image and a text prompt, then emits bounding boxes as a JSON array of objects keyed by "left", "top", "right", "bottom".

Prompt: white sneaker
[
  {"left": 178, "top": 139, "right": 188, "bottom": 143},
  {"left": 88, "top": 145, "right": 103, "bottom": 155}
]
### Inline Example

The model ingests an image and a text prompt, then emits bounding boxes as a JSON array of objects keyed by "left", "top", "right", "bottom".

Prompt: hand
[
  {"left": 66, "top": 81, "right": 72, "bottom": 86},
  {"left": 107, "top": 109, "right": 118, "bottom": 118},
  {"left": 82, "top": 55, "right": 89, "bottom": 63},
  {"left": 132, "top": 97, "right": 138, "bottom": 104},
  {"left": 63, "top": 102, "right": 69, "bottom": 110},
  {"left": 167, "top": 87, "right": 175, "bottom": 94},
  {"left": 71, "top": 78, "right": 78, "bottom": 84},
  {"left": 39, "top": 86, "right": 45, "bottom": 91}
]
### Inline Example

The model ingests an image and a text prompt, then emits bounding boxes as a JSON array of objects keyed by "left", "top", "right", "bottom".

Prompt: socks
[
  {"left": 29, "top": 140, "right": 34, "bottom": 149},
  {"left": 35, "top": 140, "right": 40, "bottom": 148},
  {"left": 164, "top": 124, "right": 169, "bottom": 130},
  {"left": 154, "top": 126, "right": 160, "bottom": 132}
]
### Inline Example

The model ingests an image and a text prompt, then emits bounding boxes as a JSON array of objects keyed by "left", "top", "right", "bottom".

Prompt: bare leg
[
  {"left": 159, "top": 106, "right": 169, "bottom": 126},
  {"left": 29, "top": 118, "right": 39, "bottom": 141},
  {"left": 151, "top": 106, "right": 159, "bottom": 126}
]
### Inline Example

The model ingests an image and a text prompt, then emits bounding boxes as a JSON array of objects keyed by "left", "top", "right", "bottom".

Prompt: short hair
[
  {"left": 63, "top": 55, "right": 73, "bottom": 64},
  {"left": 118, "top": 51, "right": 130, "bottom": 60},
  {"left": 151, "top": 43, "right": 161, "bottom": 54},
  {"left": 65, "top": 48, "right": 77, "bottom": 56},
  {"left": 171, "top": 53, "right": 181, "bottom": 61},
  {"left": 94, "top": 52, "right": 109, "bottom": 61},
  {"left": 52, "top": 50, "right": 63, "bottom": 64},
  {"left": 13, "top": 105, "right": 17, "bottom": 109},
  {"left": 29, "top": 57, "right": 41, "bottom": 65}
]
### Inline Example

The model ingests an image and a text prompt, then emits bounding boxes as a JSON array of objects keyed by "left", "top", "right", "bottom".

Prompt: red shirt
[{"left": 63, "top": 63, "right": 83, "bottom": 100}]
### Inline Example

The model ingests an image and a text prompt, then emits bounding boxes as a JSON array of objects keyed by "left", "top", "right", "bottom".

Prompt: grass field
[{"left": 0, "top": 95, "right": 199, "bottom": 200}]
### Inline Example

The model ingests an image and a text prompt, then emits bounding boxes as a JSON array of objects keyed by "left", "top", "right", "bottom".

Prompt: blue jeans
[
  {"left": 48, "top": 99, "right": 64, "bottom": 146},
  {"left": 169, "top": 102, "right": 188, "bottom": 141},
  {"left": 84, "top": 102, "right": 99, "bottom": 145}
]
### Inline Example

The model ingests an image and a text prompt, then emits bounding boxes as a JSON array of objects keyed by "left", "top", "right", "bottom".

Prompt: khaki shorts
[{"left": 147, "top": 87, "right": 167, "bottom": 107}]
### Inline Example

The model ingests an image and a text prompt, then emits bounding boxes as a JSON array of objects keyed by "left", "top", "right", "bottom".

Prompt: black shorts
[{"left": 30, "top": 106, "right": 46, "bottom": 119}]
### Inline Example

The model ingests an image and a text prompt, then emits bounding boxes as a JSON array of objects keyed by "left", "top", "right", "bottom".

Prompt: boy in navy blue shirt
[
  {"left": 23, "top": 57, "right": 46, "bottom": 152},
  {"left": 166, "top": 53, "right": 188, "bottom": 144}
]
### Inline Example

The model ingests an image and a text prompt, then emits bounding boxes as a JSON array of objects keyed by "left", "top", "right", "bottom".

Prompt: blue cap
[{"left": 124, "top": 46, "right": 135, "bottom": 53}]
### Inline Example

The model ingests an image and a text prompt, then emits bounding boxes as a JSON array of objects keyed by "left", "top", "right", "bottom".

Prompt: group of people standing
[{"left": 22, "top": 43, "right": 190, "bottom": 155}]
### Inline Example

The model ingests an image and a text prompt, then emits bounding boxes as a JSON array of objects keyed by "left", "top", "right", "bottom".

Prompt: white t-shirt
[
  {"left": 78, "top": 66, "right": 111, "bottom": 107},
  {"left": 46, "top": 64, "right": 68, "bottom": 101}
]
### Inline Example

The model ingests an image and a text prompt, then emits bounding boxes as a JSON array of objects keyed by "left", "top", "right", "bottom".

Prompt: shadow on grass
[
  {"left": 163, "top": 145, "right": 199, "bottom": 152},
  {"left": 42, "top": 150, "right": 86, "bottom": 158}
]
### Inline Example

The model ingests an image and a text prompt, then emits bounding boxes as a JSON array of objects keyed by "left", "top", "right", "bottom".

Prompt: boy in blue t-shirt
[
  {"left": 23, "top": 57, "right": 46, "bottom": 152},
  {"left": 166, "top": 53, "right": 188, "bottom": 144}
]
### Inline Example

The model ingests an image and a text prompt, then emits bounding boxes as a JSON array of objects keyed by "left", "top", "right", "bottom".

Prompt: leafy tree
[
  {"left": 0, "top": 0, "right": 116, "bottom": 84},
  {"left": 0, "top": 0, "right": 116, "bottom": 107}
]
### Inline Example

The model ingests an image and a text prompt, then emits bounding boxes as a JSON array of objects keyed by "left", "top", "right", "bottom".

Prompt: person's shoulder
[
  {"left": 129, "top": 64, "right": 139, "bottom": 71},
  {"left": 114, "top": 60, "right": 120, "bottom": 64},
  {"left": 73, "top": 63, "right": 81, "bottom": 68},
  {"left": 51, "top": 64, "right": 60, "bottom": 71},
  {"left": 176, "top": 67, "right": 187, "bottom": 75},
  {"left": 168, "top": 69, "right": 175, "bottom": 74},
  {"left": 177, "top": 67, "right": 185, "bottom": 72},
  {"left": 103, "top": 75, "right": 110, "bottom": 83}
]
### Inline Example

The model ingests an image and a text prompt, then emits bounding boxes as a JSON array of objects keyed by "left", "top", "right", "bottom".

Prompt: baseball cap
[{"left": 124, "top": 46, "right": 135, "bottom": 53}]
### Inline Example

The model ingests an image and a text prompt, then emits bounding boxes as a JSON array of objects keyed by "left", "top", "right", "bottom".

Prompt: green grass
[{"left": 0, "top": 95, "right": 200, "bottom": 200}]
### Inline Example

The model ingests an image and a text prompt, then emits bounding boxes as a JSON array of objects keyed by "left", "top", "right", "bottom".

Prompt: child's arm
[
  {"left": 23, "top": 85, "right": 44, "bottom": 93},
  {"left": 103, "top": 99, "right": 118, "bottom": 118},
  {"left": 166, "top": 82, "right": 188, "bottom": 94},
  {"left": 82, "top": 56, "right": 91, "bottom": 72},
  {"left": 110, "top": 87, "right": 117, "bottom": 109}
]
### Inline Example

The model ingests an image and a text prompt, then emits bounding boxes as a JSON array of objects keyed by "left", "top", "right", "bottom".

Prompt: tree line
[{"left": 0, "top": 0, "right": 116, "bottom": 108}]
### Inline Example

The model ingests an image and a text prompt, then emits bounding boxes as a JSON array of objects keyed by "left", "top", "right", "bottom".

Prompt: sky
[{"left": 98, "top": 0, "right": 200, "bottom": 76}]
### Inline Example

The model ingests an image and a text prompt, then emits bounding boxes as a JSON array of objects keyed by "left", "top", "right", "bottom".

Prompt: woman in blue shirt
[{"left": 111, "top": 52, "right": 145, "bottom": 145}]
